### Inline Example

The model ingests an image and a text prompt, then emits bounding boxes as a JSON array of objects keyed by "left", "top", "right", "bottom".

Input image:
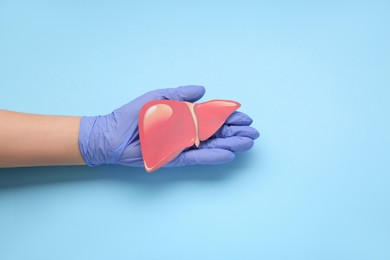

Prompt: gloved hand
[{"left": 78, "top": 85, "right": 260, "bottom": 168}]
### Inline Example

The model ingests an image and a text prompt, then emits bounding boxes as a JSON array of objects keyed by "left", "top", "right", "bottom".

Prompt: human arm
[
  {"left": 0, "top": 110, "right": 84, "bottom": 167},
  {"left": 0, "top": 85, "right": 260, "bottom": 169}
]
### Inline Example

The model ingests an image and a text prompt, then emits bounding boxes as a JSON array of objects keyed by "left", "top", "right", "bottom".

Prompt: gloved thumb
[{"left": 161, "top": 85, "right": 206, "bottom": 102}]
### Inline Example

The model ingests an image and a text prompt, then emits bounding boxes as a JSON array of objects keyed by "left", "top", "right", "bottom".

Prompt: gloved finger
[
  {"left": 198, "top": 136, "right": 255, "bottom": 153},
  {"left": 118, "top": 85, "right": 205, "bottom": 116},
  {"left": 215, "top": 125, "right": 260, "bottom": 139},
  {"left": 165, "top": 148, "right": 235, "bottom": 167},
  {"left": 160, "top": 85, "right": 206, "bottom": 102},
  {"left": 225, "top": 111, "right": 254, "bottom": 126}
]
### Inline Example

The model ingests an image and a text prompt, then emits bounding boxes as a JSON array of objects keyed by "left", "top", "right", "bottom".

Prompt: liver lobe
[{"left": 138, "top": 99, "right": 240, "bottom": 172}]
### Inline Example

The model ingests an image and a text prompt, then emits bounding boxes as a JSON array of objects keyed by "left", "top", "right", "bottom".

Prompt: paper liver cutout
[{"left": 138, "top": 99, "right": 240, "bottom": 172}]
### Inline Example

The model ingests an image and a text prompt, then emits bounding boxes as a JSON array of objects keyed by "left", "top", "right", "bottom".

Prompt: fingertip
[
  {"left": 246, "top": 127, "right": 260, "bottom": 140},
  {"left": 234, "top": 137, "right": 255, "bottom": 152},
  {"left": 253, "top": 129, "right": 260, "bottom": 140},
  {"left": 177, "top": 85, "right": 206, "bottom": 102},
  {"left": 245, "top": 114, "right": 254, "bottom": 125},
  {"left": 211, "top": 149, "right": 236, "bottom": 163},
  {"left": 247, "top": 139, "right": 255, "bottom": 150},
  {"left": 226, "top": 150, "right": 236, "bottom": 162},
  {"left": 226, "top": 111, "right": 254, "bottom": 126},
  {"left": 184, "top": 85, "right": 205, "bottom": 93}
]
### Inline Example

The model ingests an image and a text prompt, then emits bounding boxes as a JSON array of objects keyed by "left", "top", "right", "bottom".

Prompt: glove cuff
[{"left": 78, "top": 115, "right": 103, "bottom": 167}]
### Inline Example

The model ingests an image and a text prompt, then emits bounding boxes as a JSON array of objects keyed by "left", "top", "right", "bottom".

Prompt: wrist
[
  {"left": 78, "top": 115, "right": 104, "bottom": 166},
  {"left": 79, "top": 113, "right": 127, "bottom": 166}
]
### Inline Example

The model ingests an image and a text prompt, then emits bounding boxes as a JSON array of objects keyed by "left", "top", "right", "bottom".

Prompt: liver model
[{"left": 138, "top": 100, "right": 240, "bottom": 172}]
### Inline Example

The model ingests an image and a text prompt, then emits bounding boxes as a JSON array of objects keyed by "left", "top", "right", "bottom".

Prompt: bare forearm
[{"left": 0, "top": 110, "right": 85, "bottom": 167}]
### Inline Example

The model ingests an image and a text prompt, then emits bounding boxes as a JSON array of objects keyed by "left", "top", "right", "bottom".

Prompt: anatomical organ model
[{"left": 138, "top": 99, "right": 240, "bottom": 172}]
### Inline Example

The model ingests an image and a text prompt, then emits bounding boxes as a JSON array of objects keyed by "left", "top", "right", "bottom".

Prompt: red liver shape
[
  {"left": 195, "top": 100, "right": 241, "bottom": 141},
  {"left": 138, "top": 99, "right": 240, "bottom": 172}
]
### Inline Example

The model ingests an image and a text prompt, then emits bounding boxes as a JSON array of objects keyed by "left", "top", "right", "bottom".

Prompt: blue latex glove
[{"left": 79, "top": 85, "right": 260, "bottom": 168}]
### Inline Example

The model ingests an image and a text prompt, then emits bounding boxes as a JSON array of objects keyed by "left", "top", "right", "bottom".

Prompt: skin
[{"left": 0, "top": 110, "right": 85, "bottom": 167}]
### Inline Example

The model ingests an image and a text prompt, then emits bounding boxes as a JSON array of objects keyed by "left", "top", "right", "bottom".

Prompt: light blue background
[{"left": 1, "top": 1, "right": 389, "bottom": 259}]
